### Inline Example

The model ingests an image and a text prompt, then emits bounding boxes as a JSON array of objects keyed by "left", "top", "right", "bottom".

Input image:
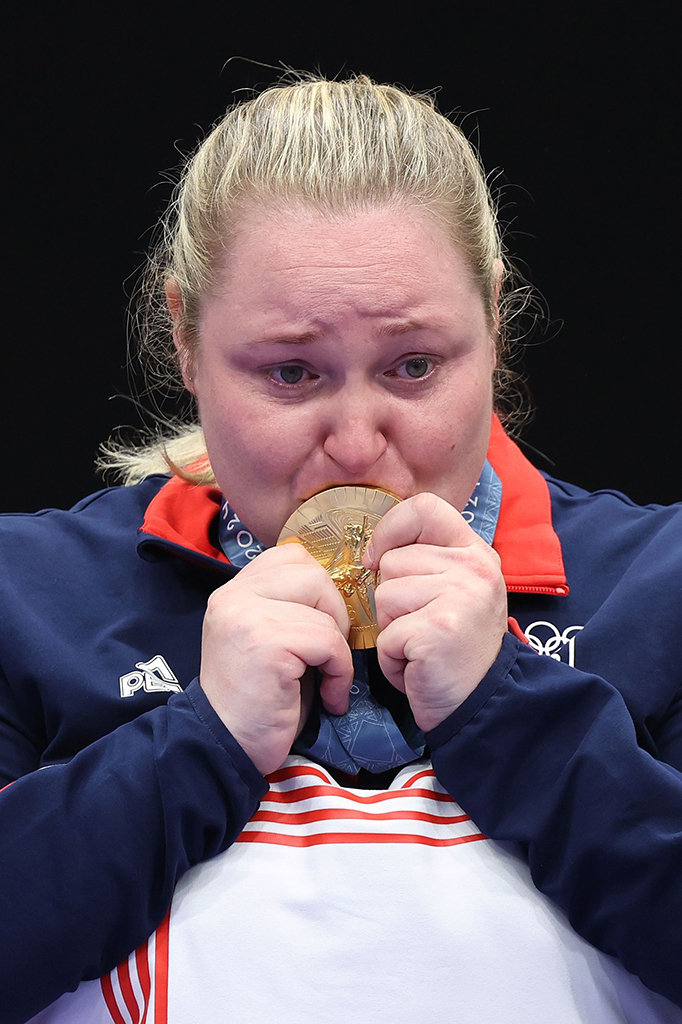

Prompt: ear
[{"left": 165, "top": 277, "right": 195, "bottom": 394}]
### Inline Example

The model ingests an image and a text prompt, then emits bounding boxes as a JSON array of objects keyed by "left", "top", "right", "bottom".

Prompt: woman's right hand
[{"left": 199, "top": 543, "right": 354, "bottom": 776}]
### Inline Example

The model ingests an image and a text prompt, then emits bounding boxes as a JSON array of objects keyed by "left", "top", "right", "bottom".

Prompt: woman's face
[{"left": 184, "top": 203, "right": 497, "bottom": 547}]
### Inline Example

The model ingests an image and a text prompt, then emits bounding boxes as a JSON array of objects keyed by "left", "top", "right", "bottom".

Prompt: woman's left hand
[{"left": 363, "top": 492, "right": 508, "bottom": 732}]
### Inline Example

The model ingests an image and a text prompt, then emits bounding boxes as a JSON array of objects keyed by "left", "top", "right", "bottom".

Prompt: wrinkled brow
[{"left": 249, "top": 319, "right": 445, "bottom": 345}]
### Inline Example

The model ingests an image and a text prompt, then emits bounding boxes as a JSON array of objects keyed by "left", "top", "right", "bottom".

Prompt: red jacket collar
[
  {"left": 141, "top": 477, "right": 230, "bottom": 566},
  {"left": 140, "top": 415, "right": 568, "bottom": 594},
  {"left": 486, "top": 416, "right": 568, "bottom": 594}
]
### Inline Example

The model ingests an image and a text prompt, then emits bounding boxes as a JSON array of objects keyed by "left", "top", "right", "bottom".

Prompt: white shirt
[{"left": 29, "top": 757, "right": 680, "bottom": 1024}]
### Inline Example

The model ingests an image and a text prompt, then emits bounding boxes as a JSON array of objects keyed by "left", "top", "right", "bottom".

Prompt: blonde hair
[{"left": 99, "top": 71, "right": 536, "bottom": 486}]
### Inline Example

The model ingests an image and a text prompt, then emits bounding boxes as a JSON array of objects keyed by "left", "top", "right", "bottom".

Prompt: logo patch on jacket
[
  {"left": 119, "top": 655, "right": 183, "bottom": 698},
  {"left": 524, "top": 621, "right": 584, "bottom": 668}
]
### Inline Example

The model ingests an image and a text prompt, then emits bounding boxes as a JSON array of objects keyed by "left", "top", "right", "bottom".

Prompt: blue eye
[
  {"left": 274, "top": 365, "right": 306, "bottom": 385},
  {"left": 391, "top": 357, "right": 434, "bottom": 380},
  {"left": 404, "top": 358, "right": 430, "bottom": 378}
]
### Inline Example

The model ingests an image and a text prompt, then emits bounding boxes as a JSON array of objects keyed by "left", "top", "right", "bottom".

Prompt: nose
[{"left": 322, "top": 389, "right": 388, "bottom": 476}]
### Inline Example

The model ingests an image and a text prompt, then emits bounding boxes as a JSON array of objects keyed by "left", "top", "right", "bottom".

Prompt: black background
[{"left": 4, "top": 5, "right": 679, "bottom": 513}]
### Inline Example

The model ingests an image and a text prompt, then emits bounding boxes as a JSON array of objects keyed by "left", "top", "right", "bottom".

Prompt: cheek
[
  {"left": 405, "top": 375, "right": 493, "bottom": 498},
  {"left": 422, "top": 384, "right": 491, "bottom": 454},
  {"left": 200, "top": 389, "right": 314, "bottom": 483}
]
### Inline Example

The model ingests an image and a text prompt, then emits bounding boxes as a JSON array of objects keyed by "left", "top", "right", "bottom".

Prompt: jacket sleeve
[
  {"left": 427, "top": 633, "right": 682, "bottom": 1009},
  {"left": 0, "top": 677, "right": 267, "bottom": 1024}
]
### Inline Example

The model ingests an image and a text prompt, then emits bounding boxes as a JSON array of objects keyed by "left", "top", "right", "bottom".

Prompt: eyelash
[{"left": 266, "top": 356, "right": 437, "bottom": 389}]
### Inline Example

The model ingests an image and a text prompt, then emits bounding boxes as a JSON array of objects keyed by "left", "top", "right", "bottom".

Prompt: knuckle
[
  {"left": 327, "top": 628, "right": 351, "bottom": 662},
  {"left": 205, "top": 581, "right": 262, "bottom": 634},
  {"left": 487, "top": 544, "right": 503, "bottom": 570},
  {"left": 411, "top": 490, "right": 442, "bottom": 518},
  {"left": 322, "top": 610, "right": 344, "bottom": 637},
  {"left": 278, "top": 542, "right": 314, "bottom": 565},
  {"left": 463, "top": 545, "right": 503, "bottom": 586},
  {"left": 473, "top": 560, "right": 499, "bottom": 587},
  {"left": 205, "top": 585, "right": 233, "bottom": 618},
  {"left": 429, "top": 604, "right": 460, "bottom": 634}
]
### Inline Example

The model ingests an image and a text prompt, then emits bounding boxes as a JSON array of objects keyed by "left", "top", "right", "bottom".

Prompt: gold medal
[{"left": 277, "top": 485, "right": 402, "bottom": 649}]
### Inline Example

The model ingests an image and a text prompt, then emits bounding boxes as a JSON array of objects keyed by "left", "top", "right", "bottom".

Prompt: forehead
[{"left": 205, "top": 202, "right": 483, "bottom": 328}]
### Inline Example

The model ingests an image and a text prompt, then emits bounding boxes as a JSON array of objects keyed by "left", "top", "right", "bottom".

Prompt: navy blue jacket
[{"left": 1, "top": 420, "right": 681, "bottom": 1022}]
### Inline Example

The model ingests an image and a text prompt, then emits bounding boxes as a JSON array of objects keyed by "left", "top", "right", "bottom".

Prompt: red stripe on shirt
[
  {"left": 136, "top": 942, "right": 152, "bottom": 1024},
  {"left": 265, "top": 785, "right": 453, "bottom": 805},
  {"left": 100, "top": 973, "right": 127, "bottom": 1024},
  {"left": 401, "top": 770, "right": 436, "bottom": 787},
  {"left": 154, "top": 911, "right": 171, "bottom": 1024},
  {"left": 251, "top": 807, "right": 470, "bottom": 825},
  {"left": 267, "top": 765, "right": 334, "bottom": 785},
  {"left": 237, "top": 830, "right": 488, "bottom": 848},
  {"left": 118, "top": 959, "right": 140, "bottom": 1023}
]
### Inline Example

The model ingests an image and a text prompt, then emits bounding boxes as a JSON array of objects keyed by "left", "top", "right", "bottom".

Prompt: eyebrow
[{"left": 249, "top": 319, "right": 443, "bottom": 345}]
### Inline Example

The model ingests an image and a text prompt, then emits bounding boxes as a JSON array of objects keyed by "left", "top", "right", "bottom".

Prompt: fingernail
[{"left": 364, "top": 541, "right": 375, "bottom": 566}]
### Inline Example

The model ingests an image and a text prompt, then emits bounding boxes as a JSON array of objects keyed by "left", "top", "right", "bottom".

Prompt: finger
[
  {"left": 363, "top": 492, "right": 480, "bottom": 569},
  {"left": 254, "top": 617, "right": 353, "bottom": 708},
  {"left": 227, "top": 558, "right": 351, "bottom": 637},
  {"left": 254, "top": 600, "right": 350, "bottom": 635},
  {"left": 318, "top": 663, "right": 354, "bottom": 716},
  {"left": 376, "top": 610, "right": 438, "bottom": 692},
  {"left": 263, "top": 605, "right": 355, "bottom": 697},
  {"left": 375, "top": 627, "right": 408, "bottom": 692},
  {"left": 237, "top": 540, "right": 315, "bottom": 577},
  {"left": 257, "top": 611, "right": 354, "bottom": 716},
  {"left": 377, "top": 547, "right": 505, "bottom": 628},
  {"left": 378, "top": 543, "right": 463, "bottom": 581},
  {"left": 297, "top": 628, "right": 354, "bottom": 715},
  {"left": 379, "top": 541, "right": 502, "bottom": 586},
  {"left": 374, "top": 574, "right": 444, "bottom": 631}
]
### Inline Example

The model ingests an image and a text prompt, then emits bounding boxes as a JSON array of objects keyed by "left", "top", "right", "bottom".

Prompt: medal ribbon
[{"left": 218, "top": 461, "right": 502, "bottom": 773}]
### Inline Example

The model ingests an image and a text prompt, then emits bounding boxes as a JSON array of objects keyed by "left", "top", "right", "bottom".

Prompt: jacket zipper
[{"left": 506, "top": 584, "right": 569, "bottom": 596}]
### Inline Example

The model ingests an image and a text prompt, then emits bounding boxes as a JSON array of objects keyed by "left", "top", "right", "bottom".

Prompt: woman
[{"left": 1, "top": 74, "right": 680, "bottom": 1022}]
